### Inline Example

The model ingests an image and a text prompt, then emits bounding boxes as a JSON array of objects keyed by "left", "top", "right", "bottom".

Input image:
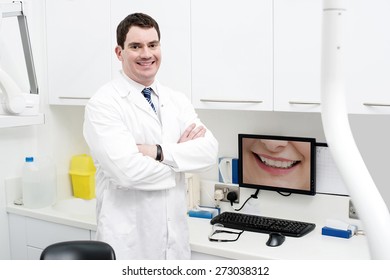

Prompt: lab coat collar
[
  {"left": 111, "top": 71, "right": 161, "bottom": 121},
  {"left": 112, "top": 71, "right": 161, "bottom": 97},
  {"left": 119, "top": 71, "right": 159, "bottom": 97}
]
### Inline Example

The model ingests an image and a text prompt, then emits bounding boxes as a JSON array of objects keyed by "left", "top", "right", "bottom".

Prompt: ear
[{"left": 115, "top": 46, "right": 123, "bottom": 61}]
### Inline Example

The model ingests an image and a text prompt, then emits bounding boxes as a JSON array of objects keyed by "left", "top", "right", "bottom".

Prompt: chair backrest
[{"left": 40, "top": 240, "right": 116, "bottom": 260}]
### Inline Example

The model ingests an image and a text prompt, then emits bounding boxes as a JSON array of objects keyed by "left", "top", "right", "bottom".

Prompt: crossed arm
[{"left": 137, "top": 123, "right": 206, "bottom": 160}]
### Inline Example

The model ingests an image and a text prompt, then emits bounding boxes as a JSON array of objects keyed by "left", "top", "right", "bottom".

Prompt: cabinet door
[
  {"left": 274, "top": 0, "right": 322, "bottom": 112},
  {"left": 8, "top": 214, "right": 28, "bottom": 260},
  {"left": 110, "top": 0, "right": 191, "bottom": 99},
  {"left": 191, "top": 0, "right": 273, "bottom": 111},
  {"left": 8, "top": 214, "right": 91, "bottom": 260},
  {"left": 346, "top": 0, "right": 390, "bottom": 114},
  {"left": 27, "top": 246, "right": 43, "bottom": 260},
  {"left": 46, "top": 0, "right": 111, "bottom": 105},
  {"left": 26, "top": 218, "right": 90, "bottom": 250}
]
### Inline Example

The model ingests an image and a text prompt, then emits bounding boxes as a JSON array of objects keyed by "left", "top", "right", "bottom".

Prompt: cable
[
  {"left": 277, "top": 191, "right": 292, "bottom": 197},
  {"left": 232, "top": 189, "right": 260, "bottom": 211},
  {"left": 227, "top": 191, "right": 238, "bottom": 206}
]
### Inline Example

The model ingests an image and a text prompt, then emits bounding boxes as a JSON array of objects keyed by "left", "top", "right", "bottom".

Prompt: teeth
[
  {"left": 259, "top": 156, "right": 297, "bottom": 169},
  {"left": 139, "top": 62, "right": 152, "bottom": 66}
]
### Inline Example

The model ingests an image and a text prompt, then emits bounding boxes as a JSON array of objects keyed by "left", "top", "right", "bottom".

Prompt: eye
[
  {"left": 129, "top": 45, "right": 140, "bottom": 50},
  {"left": 148, "top": 42, "right": 160, "bottom": 49}
]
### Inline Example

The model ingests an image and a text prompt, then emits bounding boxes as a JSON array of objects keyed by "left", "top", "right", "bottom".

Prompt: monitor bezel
[{"left": 238, "top": 134, "right": 316, "bottom": 196}]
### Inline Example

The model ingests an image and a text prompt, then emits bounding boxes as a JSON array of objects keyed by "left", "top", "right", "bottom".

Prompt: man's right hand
[{"left": 178, "top": 123, "right": 206, "bottom": 143}]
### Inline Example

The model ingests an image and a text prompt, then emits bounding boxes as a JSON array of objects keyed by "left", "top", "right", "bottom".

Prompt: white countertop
[
  {"left": 6, "top": 198, "right": 97, "bottom": 231},
  {"left": 5, "top": 177, "right": 371, "bottom": 259},
  {"left": 6, "top": 196, "right": 371, "bottom": 260},
  {"left": 188, "top": 216, "right": 370, "bottom": 260}
]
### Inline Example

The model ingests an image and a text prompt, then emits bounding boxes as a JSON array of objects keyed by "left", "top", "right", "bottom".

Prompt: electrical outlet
[
  {"left": 349, "top": 199, "right": 359, "bottom": 219},
  {"left": 214, "top": 183, "right": 240, "bottom": 204}
]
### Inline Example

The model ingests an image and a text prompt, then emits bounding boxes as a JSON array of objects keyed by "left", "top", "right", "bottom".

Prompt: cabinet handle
[
  {"left": 200, "top": 99, "right": 263, "bottom": 104},
  {"left": 363, "top": 102, "right": 390, "bottom": 107},
  {"left": 59, "top": 96, "right": 91, "bottom": 100},
  {"left": 289, "top": 101, "right": 321, "bottom": 105}
]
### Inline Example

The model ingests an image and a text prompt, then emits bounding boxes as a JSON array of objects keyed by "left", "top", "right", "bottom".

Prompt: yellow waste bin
[{"left": 69, "top": 154, "right": 96, "bottom": 199}]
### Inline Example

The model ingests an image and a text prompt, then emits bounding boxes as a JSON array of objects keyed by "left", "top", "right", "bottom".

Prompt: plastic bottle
[{"left": 22, "top": 156, "right": 57, "bottom": 209}]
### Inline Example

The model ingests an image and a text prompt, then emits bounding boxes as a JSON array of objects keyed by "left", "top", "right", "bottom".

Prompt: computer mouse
[{"left": 266, "top": 233, "right": 286, "bottom": 247}]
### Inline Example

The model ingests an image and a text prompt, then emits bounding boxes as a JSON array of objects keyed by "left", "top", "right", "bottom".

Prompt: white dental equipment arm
[
  {"left": 321, "top": 0, "right": 390, "bottom": 259},
  {"left": 0, "top": 67, "right": 27, "bottom": 114},
  {"left": 0, "top": 2, "right": 39, "bottom": 115}
]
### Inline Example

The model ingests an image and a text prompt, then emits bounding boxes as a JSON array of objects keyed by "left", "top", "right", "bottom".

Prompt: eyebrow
[
  {"left": 127, "top": 40, "right": 160, "bottom": 47},
  {"left": 148, "top": 40, "right": 160, "bottom": 45}
]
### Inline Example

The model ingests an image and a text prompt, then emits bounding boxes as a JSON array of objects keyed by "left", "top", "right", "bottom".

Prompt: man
[{"left": 83, "top": 13, "right": 218, "bottom": 259}]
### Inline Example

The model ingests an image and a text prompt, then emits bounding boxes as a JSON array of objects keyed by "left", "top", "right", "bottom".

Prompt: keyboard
[{"left": 210, "top": 211, "right": 316, "bottom": 237}]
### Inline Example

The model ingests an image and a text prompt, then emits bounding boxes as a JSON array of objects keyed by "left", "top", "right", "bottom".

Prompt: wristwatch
[{"left": 156, "top": 144, "right": 163, "bottom": 161}]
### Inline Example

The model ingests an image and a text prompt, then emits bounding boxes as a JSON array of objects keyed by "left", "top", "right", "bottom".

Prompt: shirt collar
[{"left": 120, "top": 71, "right": 159, "bottom": 97}]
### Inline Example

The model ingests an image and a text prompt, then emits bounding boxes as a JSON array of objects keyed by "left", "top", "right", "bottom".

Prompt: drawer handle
[
  {"left": 289, "top": 101, "right": 321, "bottom": 105},
  {"left": 363, "top": 102, "right": 390, "bottom": 107},
  {"left": 200, "top": 99, "right": 263, "bottom": 104},
  {"left": 59, "top": 96, "right": 91, "bottom": 100}
]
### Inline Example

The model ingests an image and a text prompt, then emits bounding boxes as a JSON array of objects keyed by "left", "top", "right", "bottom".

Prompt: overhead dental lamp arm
[
  {"left": 321, "top": 0, "right": 390, "bottom": 259},
  {"left": 0, "top": 1, "right": 39, "bottom": 115},
  {"left": 1, "top": 1, "right": 38, "bottom": 95}
]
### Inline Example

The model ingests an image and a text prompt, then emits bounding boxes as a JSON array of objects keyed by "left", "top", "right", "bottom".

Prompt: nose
[
  {"left": 140, "top": 46, "right": 152, "bottom": 58},
  {"left": 261, "top": 140, "right": 288, "bottom": 152}
]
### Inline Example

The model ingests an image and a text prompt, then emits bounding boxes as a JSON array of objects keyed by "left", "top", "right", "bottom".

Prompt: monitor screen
[{"left": 238, "top": 134, "right": 316, "bottom": 195}]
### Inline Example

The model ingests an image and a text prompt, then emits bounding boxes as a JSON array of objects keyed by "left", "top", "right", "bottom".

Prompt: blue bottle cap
[{"left": 25, "top": 157, "right": 34, "bottom": 162}]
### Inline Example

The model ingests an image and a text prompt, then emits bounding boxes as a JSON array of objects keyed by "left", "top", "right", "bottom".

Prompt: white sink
[{"left": 52, "top": 198, "right": 96, "bottom": 218}]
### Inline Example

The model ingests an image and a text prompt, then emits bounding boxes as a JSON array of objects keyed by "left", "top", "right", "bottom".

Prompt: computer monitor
[{"left": 238, "top": 134, "right": 316, "bottom": 195}]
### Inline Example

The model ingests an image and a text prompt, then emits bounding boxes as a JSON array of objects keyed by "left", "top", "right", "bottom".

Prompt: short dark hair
[{"left": 116, "top": 13, "right": 161, "bottom": 48}]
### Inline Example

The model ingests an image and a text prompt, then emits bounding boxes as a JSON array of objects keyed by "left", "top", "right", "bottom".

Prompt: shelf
[{"left": 0, "top": 113, "right": 45, "bottom": 128}]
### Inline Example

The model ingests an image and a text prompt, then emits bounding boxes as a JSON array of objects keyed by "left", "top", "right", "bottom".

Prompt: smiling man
[{"left": 83, "top": 13, "right": 218, "bottom": 260}]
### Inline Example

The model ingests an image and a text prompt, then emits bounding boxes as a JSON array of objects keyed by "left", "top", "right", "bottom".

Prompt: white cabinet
[
  {"left": 8, "top": 214, "right": 91, "bottom": 260},
  {"left": 46, "top": 0, "right": 191, "bottom": 105},
  {"left": 45, "top": 0, "right": 390, "bottom": 114},
  {"left": 345, "top": 0, "right": 390, "bottom": 114},
  {"left": 274, "top": 0, "right": 322, "bottom": 112},
  {"left": 46, "top": 0, "right": 111, "bottom": 105},
  {"left": 191, "top": 0, "right": 273, "bottom": 111},
  {"left": 274, "top": 0, "right": 390, "bottom": 114}
]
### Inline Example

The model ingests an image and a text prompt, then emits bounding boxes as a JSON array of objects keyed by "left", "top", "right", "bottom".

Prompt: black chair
[{"left": 40, "top": 240, "right": 116, "bottom": 260}]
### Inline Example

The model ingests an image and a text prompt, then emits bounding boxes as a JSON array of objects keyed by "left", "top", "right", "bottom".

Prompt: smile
[
  {"left": 258, "top": 155, "right": 300, "bottom": 169},
  {"left": 137, "top": 61, "right": 154, "bottom": 66}
]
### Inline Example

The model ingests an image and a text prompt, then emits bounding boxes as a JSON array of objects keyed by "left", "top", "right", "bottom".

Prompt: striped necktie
[{"left": 142, "top": 87, "right": 156, "bottom": 113}]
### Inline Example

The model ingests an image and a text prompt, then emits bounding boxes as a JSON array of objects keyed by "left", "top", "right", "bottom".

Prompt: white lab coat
[{"left": 83, "top": 73, "right": 218, "bottom": 259}]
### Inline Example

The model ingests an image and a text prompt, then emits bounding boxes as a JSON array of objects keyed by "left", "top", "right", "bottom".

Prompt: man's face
[{"left": 115, "top": 26, "right": 161, "bottom": 86}]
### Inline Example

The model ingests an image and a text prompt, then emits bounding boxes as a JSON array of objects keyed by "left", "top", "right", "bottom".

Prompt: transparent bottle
[{"left": 22, "top": 156, "right": 57, "bottom": 208}]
